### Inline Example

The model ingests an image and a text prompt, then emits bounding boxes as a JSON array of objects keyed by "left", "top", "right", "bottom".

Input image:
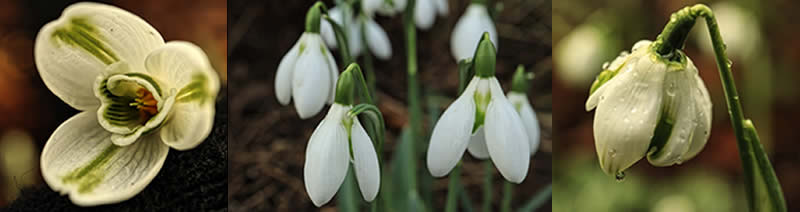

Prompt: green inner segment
[
  {"left": 472, "top": 89, "right": 492, "bottom": 133},
  {"left": 177, "top": 73, "right": 211, "bottom": 104},
  {"left": 52, "top": 17, "right": 118, "bottom": 65}
]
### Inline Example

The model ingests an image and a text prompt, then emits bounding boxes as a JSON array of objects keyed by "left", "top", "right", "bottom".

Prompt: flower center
[{"left": 130, "top": 88, "right": 159, "bottom": 122}]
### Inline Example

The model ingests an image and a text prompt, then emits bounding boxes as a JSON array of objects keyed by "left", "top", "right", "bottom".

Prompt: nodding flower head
[
  {"left": 427, "top": 34, "right": 530, "bottom": 183},
  {"left": 586, "top": 40, "right": 713, "bottom": 177},
  {"left": 450, "top": 2, "right": 497, "bottom": 61}
]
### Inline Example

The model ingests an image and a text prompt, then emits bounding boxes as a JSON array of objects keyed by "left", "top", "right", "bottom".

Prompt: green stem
[
  {"left": 404, "top": 0, "right": 422, "bottom": 193},
  {"left": 501, "top": 181, "right": 512, "bottom": 212},
  {"left": 323, "top": 15, "right": 353, "bottom": 66},
  {"left": 482, "top": 162, "right": 494, "bottom": 212},
  {"left": 360, "top": 16, "right": 378, "bottom": 101},
  {"left": 305, "top": 1, "right": 327, "bottom": 33},
  {"left": 653, "top": 4, "right": 786, "bottom": 212},
  {"left": 445, "top": 163, "right": 461, "bottom": 212}
]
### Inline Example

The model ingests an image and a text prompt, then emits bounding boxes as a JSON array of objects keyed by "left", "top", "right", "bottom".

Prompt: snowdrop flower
[
  {"left": 414, "top": 0, "right": 448, "bottom": 30},
  {"left": 35, "top": 2, "right": 219, "bottom": 206},
  {"left": 362, "top": 0, "right": 407, "bottom": 17},
  {"left": 586, "top": 40, "right": 712, "bottom": 178},
  {"left": 428, "top": 33, "right": 530, "bottom": 183},
  {"left": 276, "top": 2, "right": 339, "bottom": 119},
  {"left": 468, "top": 66, "right": 540, "bottom": 158},
  {"left": 304, "top": 69, "right": 379, "bottom": 206},
  {"left": 451, "top": 2, "right": 497, "bottom": 61},
  {"left": 320, "top": 7, "right": 392, "bottom": 60}
]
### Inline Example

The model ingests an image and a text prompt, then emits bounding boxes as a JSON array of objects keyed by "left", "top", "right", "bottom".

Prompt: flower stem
[
  {"left": 404, "top": 0, "right": 422, "bottom": 194},
  {"left": 501, "top": 180, "right": 512, "bottom": 212},
  {"left": 482, "top": 162, "right": 494, "bottom": 212},
  {"left": 653, "top": 4, "right": 786, "bottom": 212},
  {"left": 444, "top": 163, "right": 461, "bottom": 212}
]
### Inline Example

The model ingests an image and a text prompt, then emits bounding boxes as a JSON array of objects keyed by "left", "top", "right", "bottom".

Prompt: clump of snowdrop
[
  {"left": 36, "top": 2, "right": 220, "bottom": 206},
  {"left": 585, "top": 40, "right": 712, "bottom": 178},
  {"left": 320, "top": 7, "right": 393, "bottom": 60},
  {"left": 428, "top": 33, "right": 530, "bottom": 183},
  {"left": 450, "top": 1, "right": 497, "bottom": 61},
  {"left": 304, "top": 65, "right": 380, "bottom": 206},
  {"left": 276, "top": 2, "right": 339, "bottom": 119}
]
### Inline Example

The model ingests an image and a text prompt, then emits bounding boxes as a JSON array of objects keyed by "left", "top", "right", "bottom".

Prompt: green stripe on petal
[
  {"left": 52, "top": 17, "right": 119, "bottom": 65},
  {"left": 176, "top": 73, "right": 211, "bottom": 104},
  {"left": 62, "top": 145, "right": 120, "bottom": 193}
]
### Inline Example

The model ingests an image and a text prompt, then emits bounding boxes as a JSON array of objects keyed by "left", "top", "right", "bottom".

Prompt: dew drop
[
  {"left": 602, "top": 62, "right": 610, "bottom": 70},
  {"left": 608, "top": 148, "right": 617, "bottom": 158},
  {"left": 615, "top": 171, "right": 626, "bottom": 181},
  {"left": 631, "top": 107, "right": 637, "bottom": 113}
]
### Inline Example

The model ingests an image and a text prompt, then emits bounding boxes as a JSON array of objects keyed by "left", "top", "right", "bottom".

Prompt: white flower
[
  {"left": 304, "top": 103, "right": 380, "bottom": 206},
  {"left": 467, "top": 91, "right": 540, "bottom": 158},
  {"left": 427, "top": 76, "right": 530, "bottom": 183},
  {"left": 585, "top": 40, "right": 712, "bottom": 176},
  {"left": 35, "top": 2, "right": 220, "bottom": 206},
  {"left": 451, "top": 3, "right": 497, "bottom": 61},
  {"left": 415, "top": 0, "right": 449, "bottom": 30},
  {"left": 362, "top": 0, "right": 407, "bottom": 17},
  {"left": 275, "top": 32, "right": 339, "bottom": 119},
  {"left": 320, "top": 7, "right": 392, "bottom": 60}
]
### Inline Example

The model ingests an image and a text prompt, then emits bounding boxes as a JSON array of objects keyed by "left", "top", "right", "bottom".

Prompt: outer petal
[
  {"left": 433, "top": 0, "right": 449, "bottom": 16},
  {"left": 351, "top": 119, "right": 380, "bottom": 202},
  {"left": 682, "top": 60, "right": 712, "bottom": 160},
  {"left": 41, "top": 111, "right": 169, "bottom": 206},
  {"left": 322, "top": 39, "right": 339, "bottom": 105},
  {"left": 35, "top": 2, "right": 165, "bottom": 110},
  {"left": 592, "top": 54, "right": 665, "bottom": 176},
  {"left": 466, "top": 127, "right": 490, "bottom": 159},
  {"left": 647, "top": 70, "right": 697, "bottom": 166},
  {"left": 426, "top": 79, "right": 479, "bottom": 177},
  {"left": 509, "top": 92, "right": 541, "bottom": 155},
  {"left": 484, "top": 79, "right": 530, "bottom": 183},
  {"left": 275, "top": 34, "right": 304, "bottom": 105},
  {"left": 415, "top": 0, "right": 436, "bottom": 30},
  {"left": 320, "top": 7, "right": 342, "bottom": 49},
  {"left": 450, "top": 4, "right": 496, "bottom": 61},
  {"left": 144, "top": 41, "right": 219, "bottom": 150},
  {"left": 292, "top": 35, "right": 332, "bottom": 119},
  {"left": 364, "top": 18, "right": 392, "bottom": 60},
  {"left": 304, "top": 107, "right": 350, "bottom": 207}
]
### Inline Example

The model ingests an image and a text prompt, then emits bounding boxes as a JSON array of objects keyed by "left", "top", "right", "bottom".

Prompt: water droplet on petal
[
  {"left": 602, "top": 62, "right": 610, "bottom": 70},
  {"left": 615, "top": 171, "right": 626, "bottom": 181}
]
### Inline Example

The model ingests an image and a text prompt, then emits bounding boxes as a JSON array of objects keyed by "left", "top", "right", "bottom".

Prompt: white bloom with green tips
[
  {"left": 585, "top": 40, "right": 712, "bottom": 177},
  {"left": 304, "top": 103, "right": 380, "bottom": 206},
  {"left": 36, "top": 2, "right": 220, "bottom": 206}
]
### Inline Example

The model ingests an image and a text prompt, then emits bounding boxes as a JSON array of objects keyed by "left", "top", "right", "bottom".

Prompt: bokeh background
[
  {"left": 228, "top": 0, "right": 551, "bottom": 211},
  {"left": 553, "top": 0, "right": 800, "bottom": 211},
  {"left": 0, "top": 0, "right": 227, "bottom": 208}
]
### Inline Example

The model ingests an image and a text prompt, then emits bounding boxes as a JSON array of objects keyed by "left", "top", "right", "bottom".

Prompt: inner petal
[{"left": 96, "top": 73, "right": 164, "bottom": 135}]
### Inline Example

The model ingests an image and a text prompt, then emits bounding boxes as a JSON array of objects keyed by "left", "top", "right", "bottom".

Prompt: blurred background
[
  {"left": 553, "top": 0, "right": 800, "bottom": 211},
  {"left": 228, "top": 0, "right": 551, "bottom": 211},
  {"left": 0, "top": 0, "right": 226, "bottom": 207}
]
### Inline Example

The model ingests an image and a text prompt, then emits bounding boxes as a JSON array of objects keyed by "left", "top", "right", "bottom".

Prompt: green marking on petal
[
  {"left": 176, "top": 73, "right": 212, "bottom": 104},
  {"left": 62, "top": 144, "right": 121, "bottom": 194},
  {"left": 472, "top": 91, "right": 492, "bottom": 133},
  {"left": 123, "top": 73, "right": 163, "bottom": 96},
  {"left": 343, "top": 115, "right": 355, "bottom": 160},
  {"left": 299, "top": 42, "right": 306, "bottom": 55},
  {"left": 51, "top": 17, "right": 119, "bottom": 65}
]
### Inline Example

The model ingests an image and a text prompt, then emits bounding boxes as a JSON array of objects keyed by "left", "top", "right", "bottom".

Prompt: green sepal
[
  {"left": 305, "top": 1, "right": 328, "bottom": 33},
  {"left": 334, "top": 66, "right": 355, "bottom": 105},
  {"left": 473, "top": 32, "right": 496, "bottom": 78},
  {"left": 511, "top": 65, "right": 532, "bottom": 93}
]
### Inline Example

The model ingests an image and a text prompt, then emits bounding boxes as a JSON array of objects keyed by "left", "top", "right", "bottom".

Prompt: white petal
[
  {"left": 509, "top": 92, "right": 541, "bottom": 155},
  {"left": 364, "top": 18, "right": 392, "bottom": 60},
  {"left": 450, "top": 4, "right": 496, "bottom": 61},
  {"left": 433, "top": 0, "right": 449, "bottom": 16},
  {"left": 320, "top": 7, "right": 342, "bottom": 49},
  {"left": 275, "top": 34, "right": 303, "bottom": 105},
  {"left": 426, "top": 79, "right": 478, "bottom": 177},
  {"left": 647, "top": 70, "right": 697, "bottom": 166},
  {"left": 348, "top": 22, "right": 363, "bottom": 57},
  {"left": 466, "top": 127, "right": 490, "bottom": 159},
  {"left": 304, "top": 109, "right": 350, "bottom": 207},
  {"left": 361, "top": 0, "right": 383, "bottom": 17},
  {"left": 683, "top": 60, "right": 712, "bottom": 160},
  {"left": 40, "top": 111, "right": 169, "bottom": 206},
  {"left": 323, "top": 41, "right": 339, "bottom": 105},
  {"left": 35, "top": 2, "right": 165, "bottom": 110},
  {"left": 415, "top": 0, "right": 436, "bottom": 30},
  {"left": 144, "top": 41, "right": 220, "bottom": 100},
  {"left": 592, "top": 55, "right": 665, "bottom": 176},
  {"left": 158, "top": 101, "right": 214, "bottom": 150},
  {"left": 351, "top": 119, "right": 380, "bottom": 202},
  {"left": 484, "top": 79, "right": 530, "bottom": 183},
  {"left": 292, "top": 35, "right": 331, "bottom": 119}
]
